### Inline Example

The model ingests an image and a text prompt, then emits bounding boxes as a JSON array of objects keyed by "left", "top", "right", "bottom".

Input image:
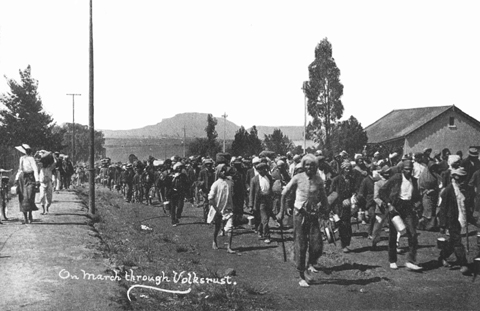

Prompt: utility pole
[
  {"left": 221, "top": 112, "right": 228, "bottom": 153},
  {"left": 66, "top": 93, "right": 81, "bottom": 164},
  {"left": 302, "top": 81, "right": 308, "bottom": 154},
  {"left": 88, "top": 0, "right": 95, "bottom": 215}
]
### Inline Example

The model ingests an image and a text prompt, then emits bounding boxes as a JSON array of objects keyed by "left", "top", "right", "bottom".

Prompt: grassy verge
[{"left": 75, "top": 186, "right": 274, "bottom": 311}]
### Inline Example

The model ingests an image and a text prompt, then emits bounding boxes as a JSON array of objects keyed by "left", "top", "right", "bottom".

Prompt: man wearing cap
[
  {"left": 249, "top": 162, "right": 274, "bottom": 243},
  {"left": 378, "top": 160, "right": 422, "bottom": 271},
  {"left": 280, "top": 154, "right": 329, "bottom": 287},
  {"left": 209, "top": 164, "right": 236, "bottom": 253},
  {"left": 328, "top": 161, "right": 357, "bottom": 253},
  {"left": 371, "top": 166, "right": 392, "bottom": 250},
  {"left": 438, "top": 167, "right": 473, "bottom": 275},
  {"left": 167, "top": 162, "right": 189, "bottom": 226},
  {"left": 198, "top": 158, "right": 215, "bottom": 223},
  {"left": 15, "top": 144, "right": 40, "bottom": 224}
]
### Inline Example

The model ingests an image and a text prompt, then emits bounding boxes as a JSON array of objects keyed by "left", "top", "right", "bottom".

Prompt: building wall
[{"left": 404, "top": 109, "right": 480, "bottom": 155}]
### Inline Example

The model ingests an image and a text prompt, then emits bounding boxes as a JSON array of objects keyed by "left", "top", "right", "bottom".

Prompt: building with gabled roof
[{"left": 365, "top": 105, "right": 480, "bottom": 156}]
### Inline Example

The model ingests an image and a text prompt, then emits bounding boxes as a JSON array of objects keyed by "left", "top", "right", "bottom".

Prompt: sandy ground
[{"left": 0, "top": 190, "right": 127, "bottom": 311}]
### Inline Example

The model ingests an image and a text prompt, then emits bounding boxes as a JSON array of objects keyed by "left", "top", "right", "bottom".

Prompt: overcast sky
[{"left": 1, "top": 0, "right": 479, "bottom": 131}]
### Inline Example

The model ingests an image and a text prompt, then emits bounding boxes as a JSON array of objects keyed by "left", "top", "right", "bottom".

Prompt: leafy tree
[
  {"left": 231, "top": 126, "right": 250, "bottom": 157},
  {"left": 263, "top": 129, "right": 294, "bottom": 155},
  {"left": 303, "top": 38, "right": 344, "bottom": 151},
  {"left": 58, "top": 123, "right": 105, "bottom": 162},
  {"left": 248, "top": 126, "right": 263, "bottom": 156},
  {"left": 0, "top": 65, "right": 63, "bottom": 151},
  {"left": 330, "top": 116, "right": 368, "bottom": 156}
]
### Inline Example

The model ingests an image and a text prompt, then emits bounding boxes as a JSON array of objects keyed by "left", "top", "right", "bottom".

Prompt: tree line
[{"left": 0, "top": 65, "right": 105, "bottom": 166}]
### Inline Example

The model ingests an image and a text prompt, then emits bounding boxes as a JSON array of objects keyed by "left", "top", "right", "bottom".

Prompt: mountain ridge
[{"left": 101, "top": 112, "right": 306, "bottom": 141}]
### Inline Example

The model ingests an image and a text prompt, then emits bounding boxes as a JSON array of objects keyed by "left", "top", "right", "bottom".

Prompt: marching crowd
[
  {"left": 7, "top": 143, "right": 480, "bottom": 287},
  {"left": 94, "top": 146, "right": 480, "bottom": 287}
]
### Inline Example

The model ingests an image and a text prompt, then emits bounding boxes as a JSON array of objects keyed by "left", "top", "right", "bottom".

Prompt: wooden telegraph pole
[
  {"left": 222, "top": 112, "right": 228, "bottom": 153},
  {"left": 66, "top": 93, "right": 81, "bottom": 164},
  {"left": 88, "top": 0, "right": 95, "bottom": 214}
]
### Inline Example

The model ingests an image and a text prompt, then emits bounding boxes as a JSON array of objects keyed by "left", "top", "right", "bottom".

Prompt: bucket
[
  {"left": 437, "top": 237, "right": 447, "bottom": 250},
  {"left": 247, "top": 216, "right": 255, "bottom": 226},
  {"left": 332, "top": 214, "right": 340, "bottom": 223},
  {"left": 391, "top": 215, "right": 406, "bottom": 235},
  {"left": 325, "top": 226, "right": 335, "bottom": 244}
]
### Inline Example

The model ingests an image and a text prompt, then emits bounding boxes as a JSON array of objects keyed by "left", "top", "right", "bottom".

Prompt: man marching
[{"left": 280, "top": 154, "right": 329, "bottom": 287}]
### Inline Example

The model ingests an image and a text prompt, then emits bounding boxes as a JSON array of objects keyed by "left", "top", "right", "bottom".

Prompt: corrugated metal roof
[{"left": 365, "top": 105, "right": 452, "bottom": 144}]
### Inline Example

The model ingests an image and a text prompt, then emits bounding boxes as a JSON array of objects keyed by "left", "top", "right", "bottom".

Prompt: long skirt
[{"left": 18, "top": 172, "right": 38, "bottom": 213}]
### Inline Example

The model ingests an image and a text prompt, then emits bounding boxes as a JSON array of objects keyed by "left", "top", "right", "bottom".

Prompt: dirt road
[{"left": 0, "top": 190, "right": 127, "bottom": 311}]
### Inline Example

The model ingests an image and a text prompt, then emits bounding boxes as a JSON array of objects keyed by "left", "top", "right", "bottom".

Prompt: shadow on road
[
  {"left": 310, "top": 276, "right": 390, "bottom": 286},
  {"left": 322, "top": 263, "right": 381, "bottom": 274},
  {"left": 236, "top": 245, "right": 278, "bottom": 253}
]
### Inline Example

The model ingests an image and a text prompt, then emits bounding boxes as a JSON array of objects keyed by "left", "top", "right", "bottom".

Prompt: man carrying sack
[{"left": 280, "top": 154, "right": 329, "bottom": 287}]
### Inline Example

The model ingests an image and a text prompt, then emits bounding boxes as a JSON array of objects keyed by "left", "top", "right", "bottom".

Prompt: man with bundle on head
[
  {"left": 209, "top": 164, "right": 236, "bottom": 253},
  {"left": 378, "top": 160, "right": 423, "bottom": 271},
  {"left": 35, "top": 150, "right": 56, "bottom": 215},
  {"left": 280, "top": 154, "right": 329, "bottom": 287}
]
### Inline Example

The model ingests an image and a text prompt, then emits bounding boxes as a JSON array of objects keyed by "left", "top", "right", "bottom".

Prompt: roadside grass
[{"left": 76, "top": 186, "right": 274, "bottom": 311}]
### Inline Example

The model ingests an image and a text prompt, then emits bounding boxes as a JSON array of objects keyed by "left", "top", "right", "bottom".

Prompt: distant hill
[{"left": 101, "top": 112, "right": 308, "bottom": 142}]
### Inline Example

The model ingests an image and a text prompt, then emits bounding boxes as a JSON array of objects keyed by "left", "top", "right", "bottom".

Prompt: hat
[
  {"left": 301, "top": 154, "right": 318, "bottom": 166},
  {"left": 252, "top": 157, "right": 261, "bottom": 165},
  {"left": 256, "top": 162, "right": 268, "bottom": 170},
  {"left": 377, "top": 159, "right": 385, "bottom": 167},
  {"left": 379, "top": 165, "right": 392, "bottom": 177},
  {"left": 403, "top": 160, "right": 413, "bottom": 169},
  {"left": 204, "top": 158, "right": 214, "bottom": 165},
  {"left": 423, "top": 148, "right": 432, "bottom": 154},
  {"left": 414, "top": 152, "right": 423, "bottom": 160},
  {"left": 230, "top": 156, "right": 237, "bottom": 163},
  {"left": 317, "top": 155, "right": 326, "bottom": 162},
  {"left": 451, "top": 167, "right": 467, "bottom": 176},
  {"left": 468, "top": 147, "right": 479, "bottom": 157},
  {"left": 354, "top": 153, "right": 362, "bottom": 160},
  {"left": 374, "top": 151, "right": 380, "bottom": 157},
  {"left": 341, "top": 161, "right": 352, "bottom": 170},
  {"left": 276, "top": 160, "right": 285, "bottom": 166},
  {"left": 126, "top": 163, "right": 133, "bottom": 168},
  {"left": 315, "top": 150, "right": 323, "bottom": 156},
  {"left": 389, "top": 152, "right": 398, "bottom": 159},
  {"left": 447, "top": 155, "right": 461, "bottom": 167},
  {"left": 15, "top": 146, "right": 26, "bottom": 154},
  {"left": 293, "top": 154, "right": 302, "bottom": 162},
  {"left": 22, "top": 144, "right": 31, "bottom": 150},
  {"left": 173, "top": 162, "right": 184, "bottom": 170},
  {"left": 340, "top": 150, "right": 348, "bottom": 157}
]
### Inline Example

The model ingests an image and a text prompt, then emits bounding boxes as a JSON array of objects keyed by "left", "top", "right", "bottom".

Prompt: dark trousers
[
  {"left": 170, "top": 196, "right": 183, "bottom": 224},
  {"left": 294, "top": 212, "right": 323, "bottom": 273},
  {"left": 338, "top": 205, "right": 352, "bottom": 248},
  {"left": 126, "top": 182, "right": 133, "bottom": 202},
  {"left": 388, "top": 200, "right": 418, "bottom": 263},
  {"left": 440, "top": 222, "right": 467, "bottom": 266}
]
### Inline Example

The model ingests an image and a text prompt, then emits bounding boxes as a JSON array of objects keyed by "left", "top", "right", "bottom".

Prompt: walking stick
[
  {"left": 280, "top": 221, "right": 287, "bottom": 262},
  {"left": 466, "top": 221, "right": 469, "bottom": 253}
]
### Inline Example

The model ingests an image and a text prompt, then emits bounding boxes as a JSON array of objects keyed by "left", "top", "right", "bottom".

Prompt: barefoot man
[
  {"left": 280, "top": 154, "right": 330, "bottom": 287},
  {"left": 208, "top": 164, "right": 236, "bottom": 254}
]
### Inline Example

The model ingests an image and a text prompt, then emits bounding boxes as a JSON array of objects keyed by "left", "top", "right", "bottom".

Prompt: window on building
[{"left": 449, "top": 117, "right": 455, "bottom": 127}]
